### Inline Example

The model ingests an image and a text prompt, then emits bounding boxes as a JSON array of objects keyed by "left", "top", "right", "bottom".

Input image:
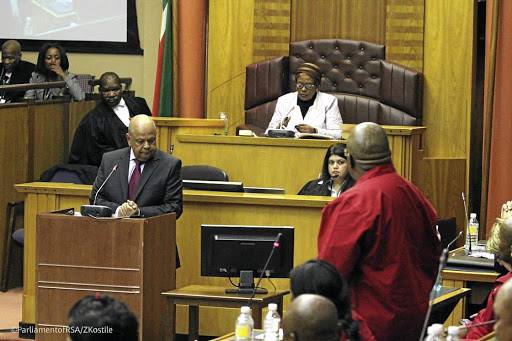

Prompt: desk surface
[{"left": 162, "top": 285, "right": 290, "bottom": 304}]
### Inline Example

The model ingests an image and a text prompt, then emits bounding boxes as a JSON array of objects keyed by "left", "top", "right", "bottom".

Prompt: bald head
[
  {"left": 282, "top": 294, "right": 340, "bottom": 341},
  {"left": 2, "top": 40, "right": 21, "bottom": 53},
  {"left": 346, "top": 122, "right": 391, "bottom": 177},
  {"left": 2, "top": 40, "right": 22, "bottom": 72},
  {"left": 126, "top": 115, "right": 157, "bottom": 162}
]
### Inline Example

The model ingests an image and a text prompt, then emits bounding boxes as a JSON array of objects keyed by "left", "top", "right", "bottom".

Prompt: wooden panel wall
[
  {"left": 206, "top": 0, "right": 254, "bottom": 135},
  {"left": 423, "top": 0, "right": 475, "bottom": 225},
  {"left": 291, "top": 0, "right": 386, "bottom": 44},
  {"left": 252, "top": 0, "right": 291, "bottom": 63}
]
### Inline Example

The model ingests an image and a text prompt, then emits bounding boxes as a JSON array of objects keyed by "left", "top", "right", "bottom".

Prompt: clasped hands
[{"left": 118, "top": 200, "right": 139, "bottom": 217}]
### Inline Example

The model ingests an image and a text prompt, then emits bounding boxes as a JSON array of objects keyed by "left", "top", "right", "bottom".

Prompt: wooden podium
[{"left": 35, "top": 212, "right": 176, "bottom": 340}]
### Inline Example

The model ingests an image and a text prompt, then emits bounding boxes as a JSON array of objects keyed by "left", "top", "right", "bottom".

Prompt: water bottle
[
  {"left": 264, "top": 303, "right": 281, "bottom": 341},
  {"left": 445, "top": 326, "right": 460, "bottom": 341},
  {"left": 219, "top": 112, "right": 228, "bottom": 136},
  {"left": 465, "top": 213, "right": 479, "bottom": 252},
  {"left": 235, "top": 306, "right": 253, "bottom": 341},
  {"left": 424, "top": 324, "right": 445, "bottom": 341}
]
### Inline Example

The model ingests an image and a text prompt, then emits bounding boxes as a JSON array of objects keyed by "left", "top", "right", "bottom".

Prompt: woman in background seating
[
  {"left": 290, "top": 259, "right": 375, "bottom": 341},
  {"left": 24, "top": 42, "right": 85, "bottom": 101},
  {"left": 265, "top": 62, "right": 342, "bottom": 139},
  {"left": 298, "top": 143, "right": 355, "bottom": 197}
]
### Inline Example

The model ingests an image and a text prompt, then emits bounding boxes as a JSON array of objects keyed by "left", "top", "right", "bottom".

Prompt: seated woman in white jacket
[{"left": 265, "top": 62, "right": 342, "bottom": 139}]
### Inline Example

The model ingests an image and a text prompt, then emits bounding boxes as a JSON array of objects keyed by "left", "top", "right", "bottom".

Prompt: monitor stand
[{"left": 225, "top": 270, "right": 268, "bottom": 294}]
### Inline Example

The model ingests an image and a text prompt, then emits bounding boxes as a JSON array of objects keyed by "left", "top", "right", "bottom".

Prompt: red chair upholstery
[{"left": 240, "top": 39, "right": 423, "bottom": 136}]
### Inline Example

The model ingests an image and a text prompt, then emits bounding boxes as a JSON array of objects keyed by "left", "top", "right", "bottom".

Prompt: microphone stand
[
  {"left": 418, "top": 231, "right": 463, "bottom": 340},
  {"left": 248, "top": 233, "right": 282, "bottom": 309}
]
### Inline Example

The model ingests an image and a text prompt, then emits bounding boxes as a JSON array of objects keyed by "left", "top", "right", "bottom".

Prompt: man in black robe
[{"left": 68, "top": 72, "right": 151, "bottom": 166}]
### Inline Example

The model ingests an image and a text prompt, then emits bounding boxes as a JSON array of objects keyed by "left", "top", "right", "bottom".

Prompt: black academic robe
[
  {"left": 297, "top": 175, "right": 356, "bottom": 196},
  {"left": 68, "top": 97, "right": 151, "bottom": 166},
  {"left": 0, "top": 60, "right": 36, "bottom": 102}
]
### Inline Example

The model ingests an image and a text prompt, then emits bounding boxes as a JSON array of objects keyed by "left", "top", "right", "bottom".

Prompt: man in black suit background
[
  {"left": 0, "top": 40, "right": 35, "bottom": 103},
  {"left": 90, "top": 114, "right": 182, "bottom": 218},
  {"left": 68, "top": 71, "right": 152, "bottom": 166}
]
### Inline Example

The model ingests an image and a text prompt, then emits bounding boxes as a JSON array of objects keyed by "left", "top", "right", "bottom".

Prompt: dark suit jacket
[
  {"left": 68, "top": 97, "right": 151, "bottom": 166},
  {"left": 0, "top": 60, "right": 36, "bottom": 102},
  {"left": 90, "top": 147, "right": 183, "bottom": 218}
]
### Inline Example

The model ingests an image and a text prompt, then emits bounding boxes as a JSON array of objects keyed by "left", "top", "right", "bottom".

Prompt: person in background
[
  {"left": 493, "top": 277, "right": 512, "bottom": 341},
  {"left": 67, "top": 293, "right": 138, "bottom": 341},
  {"left": 68, "top": 71, "right": 151, "bottom": 166},
  {"left": 289, "top": 259, "right": 375, "bottom": 341},
  {"left": 0, "top": 40, "right": 35, "bottom": 103},
  {"left": 298, "top": 143, "right": 355, "bottom": 196},
  {"left": 265, "top": 62, "right": 343, "bottom": 139},
  {"left": 458, "top": 214, "right": 512, "bottom": 340},
  {"left": 282, "top": 294, "right": 340, "bottom": 341},
  {"left": 24, "top": 42, "right": 85, "bottom": 101},
  {"left": 318, "top": 122, "right": 441, "bottom": 341}
]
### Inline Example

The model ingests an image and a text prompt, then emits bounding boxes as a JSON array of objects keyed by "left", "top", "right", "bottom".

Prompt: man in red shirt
[{"left": 318, "top": 122, "right": 441, "bottom": 341}]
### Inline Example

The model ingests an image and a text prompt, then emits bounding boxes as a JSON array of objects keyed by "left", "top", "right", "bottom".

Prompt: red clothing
[
  {"left": 463, "top": 271, "right": 512, "bottom": 340},
  {"left": 339, "top": 310, "right": 376, "bottom": 341},
  {"left": 318, "top": 164, "right": 441, "bottom": 341}
]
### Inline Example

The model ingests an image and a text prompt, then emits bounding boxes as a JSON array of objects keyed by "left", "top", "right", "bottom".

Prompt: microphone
[
  {"left": 280, "top": 108, "right": 294, "bottom": 129},
  {"left": 94, "top": 165, "right": 118, "bottom": 205},
  {"left": 462, "top": 192, "right": 471, "bottom": 254},
  {"left": 419, "top": 231, "right": 464, "bottom": 340},
  {"left": 80, "top": 165, "right": 118, "bottom": 217},
  {"left": 247, "top": 233, "right": 283, "bottom": 308}
]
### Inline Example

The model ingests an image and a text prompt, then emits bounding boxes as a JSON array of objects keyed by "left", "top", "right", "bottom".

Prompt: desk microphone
[
  {"left": 462, "top": 192, "right": 471, "bottom": 254},
  {"left": 93, "top": 165, "right": 118, "bottom": 205},
  {"left": 247, "top": 233, "right": 283, "bottom": 309},
  {"left": 80, "top": 165, "right": 118, "bottom": 217},
  {"left": 418, "top": 231, "right": 464, "bottom": 340}
]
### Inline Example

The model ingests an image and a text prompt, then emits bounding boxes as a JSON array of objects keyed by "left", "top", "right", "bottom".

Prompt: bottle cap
[
  {"left": 241, "top": 306, "right": 250, "bottom": 313},
  {"left": 470, "top": 213, "right": 477, "bottom": 218},
  {"left": 447, "top": 326, "right": 459, "bottom": 335},
  {"left": 268, "top": 303, "right": 277, "bottom": 311}
]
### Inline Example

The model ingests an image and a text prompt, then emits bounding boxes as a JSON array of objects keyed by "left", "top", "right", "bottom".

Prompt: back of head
[
  {"left": 282, "top": 294, "right": 340, "bottom": 341},
  {"left": 346, "top": 122, "right": 391, "bottom": 172},
  {"left": 68, "top": 294, "right": 138, "bottom": 341},
  {"left": 289, "top": 259, "right": 361, "bottom": 341},
  {"left": 290, "top": 259, "right": 349, "bottom": 319}
]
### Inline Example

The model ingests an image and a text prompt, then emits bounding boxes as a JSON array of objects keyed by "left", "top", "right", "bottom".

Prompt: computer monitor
[
  {"left": 183, "top": 180, "right": 244, "bottom": 192},
  {"left": 201, "top": 224, "right": 294, "bottom": 294}
]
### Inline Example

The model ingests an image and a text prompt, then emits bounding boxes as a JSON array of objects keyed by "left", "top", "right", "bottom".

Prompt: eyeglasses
[
  {"left": 296, "top": 82, "right": 315, "bottom": 90},
  {"left": 328, "top": 160, "right": 345, "bottom": 166}
]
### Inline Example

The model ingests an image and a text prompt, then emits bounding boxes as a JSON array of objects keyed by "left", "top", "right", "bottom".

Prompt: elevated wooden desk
[
  {"left": 15, "top": 182, "right": 330, "bottom": 336},
  {"left": 168, "top": 126, "right": 425, "bottom": 194},
  {"left": 162, "top": 285, "right": 289, "bottom": 341}
]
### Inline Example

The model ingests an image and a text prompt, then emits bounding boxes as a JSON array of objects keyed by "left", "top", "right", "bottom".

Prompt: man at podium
[{"left": 90, "top": 114, "right": 183, "bottom": 218}]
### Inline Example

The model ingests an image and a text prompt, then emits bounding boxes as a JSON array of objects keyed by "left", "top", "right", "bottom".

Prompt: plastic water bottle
[
  {"left": 445, "top": 326, "right": 460, "bottom": 341},
  {"left": 424, "top": 324, "right": 445, "bottom": 341},
  {"left": 219, "top": 112, "right": 228, "bottom": 136},
  {"left": 465, "top": 213, "right": 479, "bottom": 252},
  {"left": 235, "top": 306, "right": 253, "bottom": 341},
  {"left": 264, "top": 303, "right": 281, "bottom": 341}
]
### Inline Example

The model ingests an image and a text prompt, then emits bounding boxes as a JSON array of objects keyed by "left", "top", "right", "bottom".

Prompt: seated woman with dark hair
[
  {"left": 289, "top": 259, "right": 375, "bottom": 341},
  {"left": 298, "top": 143, "right": 355, "bottom": 197},
  {"left": 24, "top": 42, "right": 85, "bottom": 101}
]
